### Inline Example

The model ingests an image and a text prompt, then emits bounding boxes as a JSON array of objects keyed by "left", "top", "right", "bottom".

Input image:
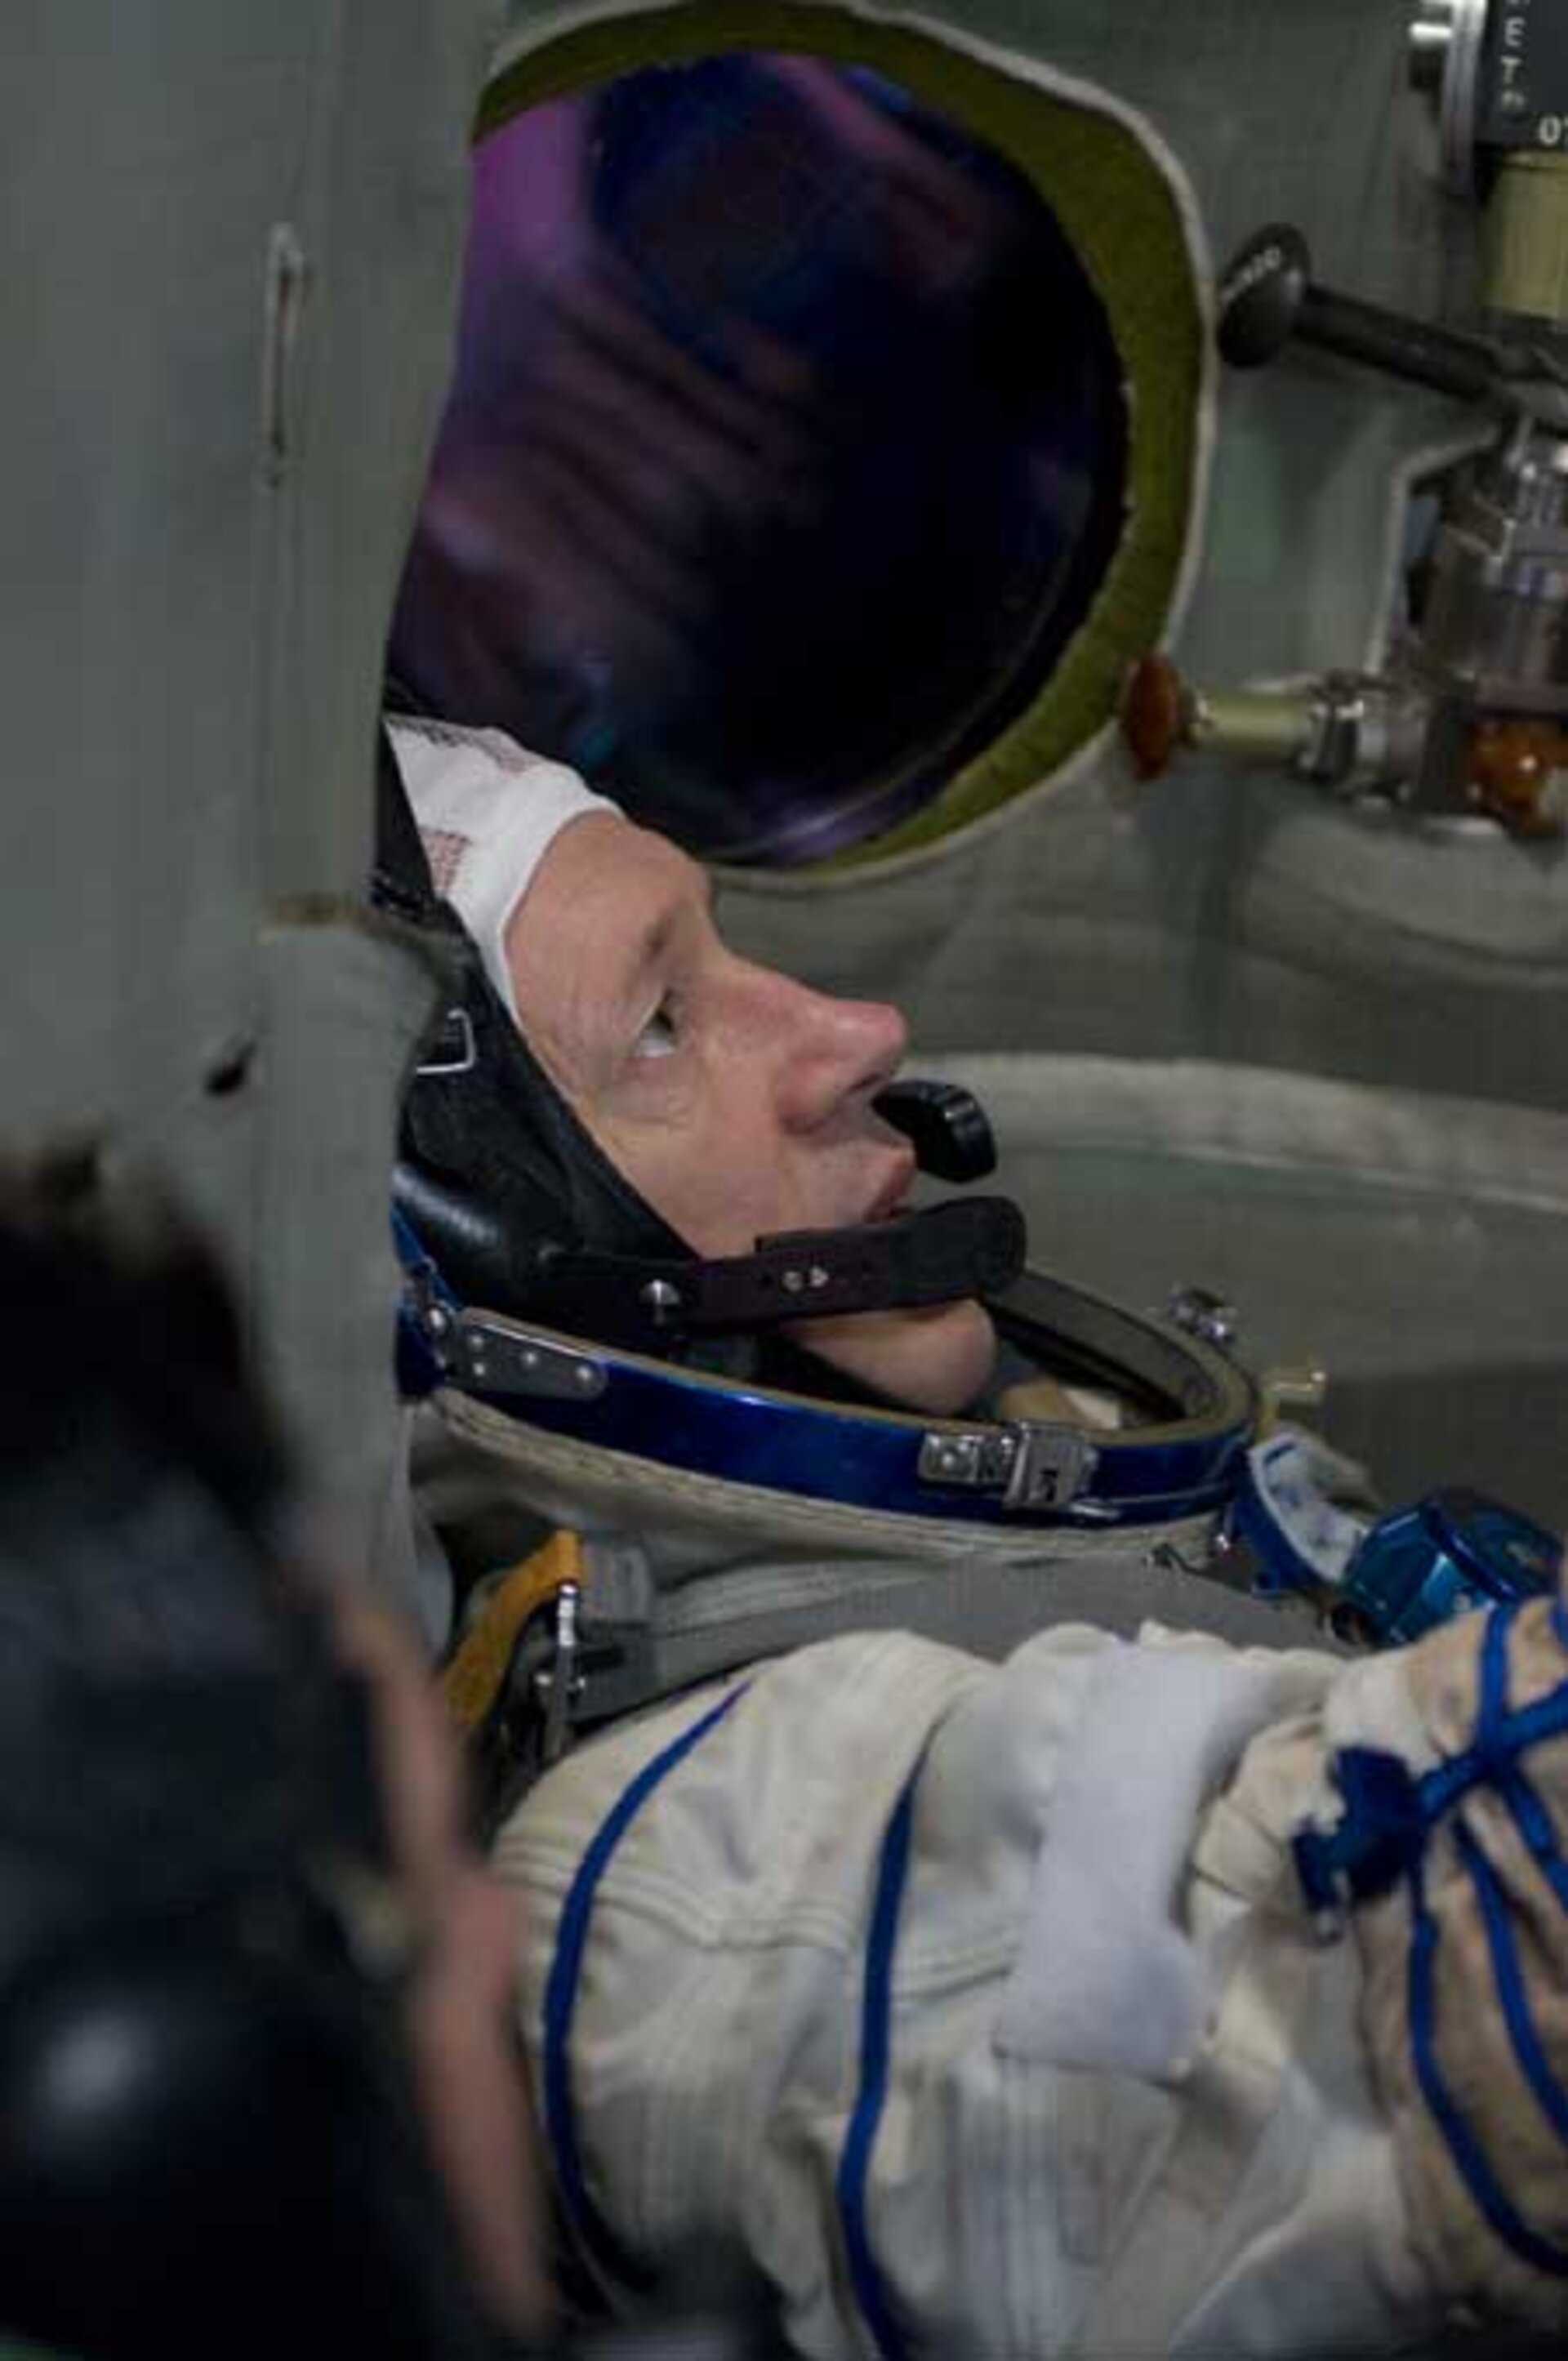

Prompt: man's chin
[{"left": 788, "top": 1299, "right": 996, "bottom": 1417}]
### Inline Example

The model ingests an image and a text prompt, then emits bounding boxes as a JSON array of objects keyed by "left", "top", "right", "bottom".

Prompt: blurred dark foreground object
[
  {"left": 0, "top": 1156, "right": 510, "bottom": 2361},
  {"left": 0, "top": 1159, "right": 791, "bottom": 2361}
]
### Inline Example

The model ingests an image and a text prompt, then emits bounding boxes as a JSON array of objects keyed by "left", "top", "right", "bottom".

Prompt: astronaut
[
  {"left": 385, "top": 709, "right": 1320, "bottom": 1682},
  {"left": 384, "top": 717, "right": 1568, "bottom": 2357}
]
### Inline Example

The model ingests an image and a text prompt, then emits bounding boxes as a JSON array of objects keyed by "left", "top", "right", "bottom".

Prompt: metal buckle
[
  {"left": 416, "top": 1006, "right": 477, "bottom": 1078},
  {"left": 918, "top": 1421, "right": 1099, "bottom": 1513},
  {"left": 454, "top": 1316, "right": 606, "bottom": 1402},
  {"left": 918, "top": 1428, "right": 1016, "bottom": 1491},
  {"left": 532, "top": 1581, "right": 587, "bottom": 1767},
  {"left": 1004, "top": 1423, "right": 1101, "bottom": 1511}
]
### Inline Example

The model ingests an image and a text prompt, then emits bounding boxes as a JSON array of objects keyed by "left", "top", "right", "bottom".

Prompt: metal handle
[{"left": 1217, "top": 222, "right": 1500, "bottom": 403}]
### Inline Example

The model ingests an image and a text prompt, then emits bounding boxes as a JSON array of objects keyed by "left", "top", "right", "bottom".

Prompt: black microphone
[{"left": 873, "top": 1079, "right": 997, "bottom": 1184}]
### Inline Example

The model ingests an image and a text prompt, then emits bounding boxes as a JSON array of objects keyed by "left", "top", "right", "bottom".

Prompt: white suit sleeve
[{"left": 492, "top": 1612, "right": 1566, "bottom": 2358}]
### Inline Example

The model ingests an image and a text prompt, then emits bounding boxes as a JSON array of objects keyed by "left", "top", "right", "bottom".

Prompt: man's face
[{"left": 505, "top": 812, "right": 996, "bottom": 1414}]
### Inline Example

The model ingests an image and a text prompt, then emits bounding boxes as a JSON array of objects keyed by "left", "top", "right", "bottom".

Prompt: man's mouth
[{"left": 863, "top": 1152, "right": 918, "bottom": 1223}]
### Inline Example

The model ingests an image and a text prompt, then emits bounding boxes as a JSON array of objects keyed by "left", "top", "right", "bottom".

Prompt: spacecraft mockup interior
[
  {"left": 3, "top": 6, "right": 1567, "bottom": 1597},
  {"left": 3, "top": 5, "right": 1568, "bottom": 2359}
]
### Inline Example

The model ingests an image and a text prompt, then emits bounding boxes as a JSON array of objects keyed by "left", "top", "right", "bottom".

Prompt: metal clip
[
  {"left": 457, "top": 1316, "right": 606, "bottom": 1401},
  {"left": 917, "top": 1428, "right": 1016, "bottom": 1490},
  {"left": 1258, "top": 1361, "right": 1329, "bottom": 1436},
  {"left": 1167, "top": 1285, "right": 1239, "bottom": 1355},
  {"left": 918, "top": 1422, "right": 1098, "bottom": 1512},
  {"left": 1004, "top": 1423, "right": 1100, "bottom": 1510},
  {"left": 416, "top": 1007, "right": 477, "bottom": 1078},
  {"left": 403, "top": 1264, "right": 458, "bottom": 1378},
  {"left": 532, "top": 1581, "right": 586, "bottom": 1767}
]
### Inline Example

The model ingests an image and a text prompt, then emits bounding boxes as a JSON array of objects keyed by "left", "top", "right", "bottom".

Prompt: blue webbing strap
[
  {"left": 834, "top": 1749, "right": 932, "bottom": 2361},
  {"left": 1469, "top": 1606, "right": 1568, "bottom": 1922},
  {"left": 1498, "top": 1764, "right": 1568, "bottom": 1918},
  {"left": 391, "top": 1203, "right": 456, "bottom": 1303},
  {"left": 1457, "top": 1824, "right": 1568, "bottom": 2166},
  {"left": 1405, "top": 1848, "right": 1568, "bottom": 2279},
  {"left": 541, "top": 1683, "right": 748, "bottom": 2294},
  {"left": 1298, "top": 1599, "right": 1568, "bottom": 2283},
  {"left": 1487, "top": 1597, "right": 1568, "bottom": 1922},
  {"left": 390, "top": 1205, "right": 458, "bottom": 1399},
  {"left": 1293, "top": 1606, "right": 1568, "bottom": 1915}
]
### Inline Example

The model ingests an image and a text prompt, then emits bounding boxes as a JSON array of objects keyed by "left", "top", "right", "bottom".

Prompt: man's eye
[{"left": 630, "top": 997, "right": 680, "bottom": 1061}]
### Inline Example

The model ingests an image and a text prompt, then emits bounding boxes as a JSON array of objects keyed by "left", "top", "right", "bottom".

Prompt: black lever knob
[{"left": 1217, "top": 222, "right": 1499, "bottom": 404}]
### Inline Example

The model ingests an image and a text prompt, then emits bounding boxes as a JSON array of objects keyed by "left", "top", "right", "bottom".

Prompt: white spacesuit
[
  {"left": 497, "top": 1600, "right": 1568, "bottom": 2359},
  {"left": 384, "top": 720, "right": 1568, "bottom": 2358}
]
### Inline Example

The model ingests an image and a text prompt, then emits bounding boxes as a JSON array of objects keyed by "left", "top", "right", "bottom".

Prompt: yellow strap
[{"left": 440, "top": 1530, "right": 584, "bottom": 1736}]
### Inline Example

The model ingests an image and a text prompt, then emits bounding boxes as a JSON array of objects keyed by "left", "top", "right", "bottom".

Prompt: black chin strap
[{"left": 522, "top": 1196, "right": 1025, "bottom": 1350}]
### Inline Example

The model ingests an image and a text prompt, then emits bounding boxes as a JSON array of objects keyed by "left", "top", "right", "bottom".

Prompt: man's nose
[{"left": 768, "top": 974, "right": 908, "bottom": 1130}]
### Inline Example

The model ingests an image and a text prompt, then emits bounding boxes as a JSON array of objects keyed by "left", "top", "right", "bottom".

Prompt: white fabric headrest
[{"left": 386, "top": 715, "right": 620, "bottom": 1024}]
